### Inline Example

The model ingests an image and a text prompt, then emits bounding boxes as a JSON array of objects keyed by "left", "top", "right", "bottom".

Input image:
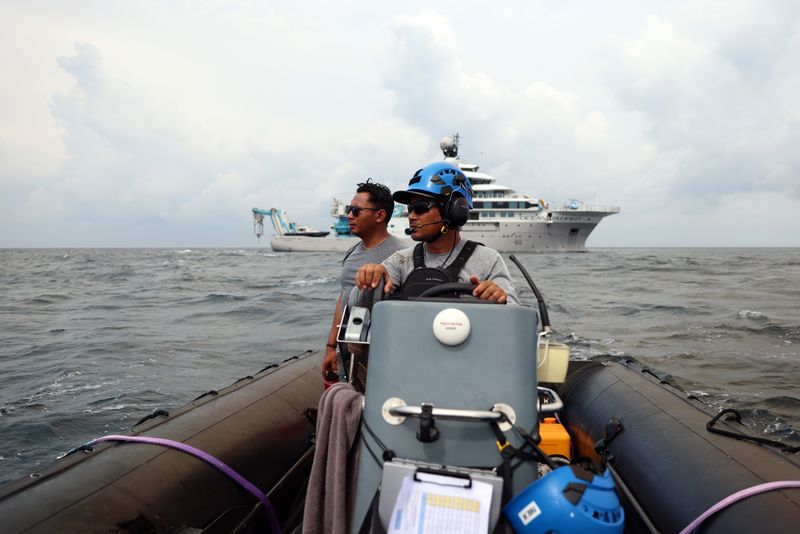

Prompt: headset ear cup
[{"left": 445, "top": 195, "right": 470, "bottom": 227}]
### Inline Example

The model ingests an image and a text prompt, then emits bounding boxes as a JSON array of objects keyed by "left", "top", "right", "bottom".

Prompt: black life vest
[{"left": 399, "top": 240, "right": 479, "bottom": 299}]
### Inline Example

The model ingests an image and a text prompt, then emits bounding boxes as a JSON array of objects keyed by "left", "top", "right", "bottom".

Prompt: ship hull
[
  {"left": 270, "top": 210, "right": 613, "bottom": 253},
  {"left": 270, "top": 236, "right": 360, "bottom": 252},
  {"left": 270, "top": 221, "right": 600, "bottom": 253},
  {"left": 461, "top": 221, "right": 600, "bottom": 252}
]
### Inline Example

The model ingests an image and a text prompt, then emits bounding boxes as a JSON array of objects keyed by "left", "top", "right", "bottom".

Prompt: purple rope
[
  {"left": 679, "top": 480, "right": 800, "bottom": 534},
  {"left": 93, "top": 434, "right": 281, "bottom": 534}
]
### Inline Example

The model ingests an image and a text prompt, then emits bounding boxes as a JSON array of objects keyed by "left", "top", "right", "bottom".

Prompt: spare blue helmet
[
  {"left": 393, "top": 161, "right": 474, "bottom": 208},
  {"left": 503, "top": 465, "right": 624, "bottom": 533}
]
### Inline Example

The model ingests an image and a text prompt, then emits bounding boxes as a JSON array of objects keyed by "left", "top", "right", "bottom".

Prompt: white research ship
[
  {"left": 441, "top": 134, "right": 620, "bottom": 252},
  {"left": 255, "top": 135, "right": 619, "bottom": 252}
]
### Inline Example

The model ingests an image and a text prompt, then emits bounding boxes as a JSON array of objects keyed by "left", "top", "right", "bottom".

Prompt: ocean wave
[
  {"left": 736, "top": 406, "right": 800, "bottom": 444},
  {"left": 761, "top": 324, "right": 800, "bottom": 341},
  {"left": 661, "top": 351, "right": 700, "bottom": 361},
  {"left": 184, "top": 293, "right": 250, "bottom": 304},
  {"left": 562, "top": 332, "right": 594, "bottom": 347},
  {"left": 545, "top": 303, "right": 569, "bottom": 314},
  {"left": 243, "top": 284, "right": 275, "bottom": 290},
  {"left": 680, "top": 392, "right": 800, "bottom": 445},
  {"left": 286, "top": 276, "right": 338, "bottom": 287},
  {"left": 26, "top": 294, "right": 72, "bottom": 305},
  {"left": 738, "top": 309, "right": 769, "bottom": 321},
  {"left": 722, "top": 322, "right": 800, "bottom": 342},
  {"left": 741, "top": 395, "right": 800, "bottom": 412},
  {"left": 0, "top": 401, "right": 48, "bottom": 418},
  {"left": 611, "top": 303, "right": 699, "bottom": 316},
  {"left": 103, "top": 270, "right": 135, "bottom": 280},
  {"left": 82, "top": 404, "right": 128, "bottom": 413},
  {"left": 59, "top": 382, "right": 118, "bottom": 395},
  {"left": 81, "top": 303, "right": 124, "bottom": 311}
]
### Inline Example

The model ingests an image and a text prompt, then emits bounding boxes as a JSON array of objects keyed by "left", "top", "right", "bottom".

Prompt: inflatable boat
[
  {"left": 1, "top": 296, "right": 798, "bottom": 533},
  {"left": 0, "top": 352, "right": 322, "bottom": 533}
]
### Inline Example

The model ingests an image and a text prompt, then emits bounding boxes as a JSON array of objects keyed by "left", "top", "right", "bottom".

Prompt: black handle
[
  {"left": 413, "top": 466, "right": 473, "bottom": 488},
  {"left": 508, "top": 254, "right": 550, "bottom": 329}
]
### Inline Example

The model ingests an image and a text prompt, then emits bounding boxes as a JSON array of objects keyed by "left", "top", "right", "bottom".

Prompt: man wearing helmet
[{"left": 354, "top": 162, "right": 519, "bottom": 305}]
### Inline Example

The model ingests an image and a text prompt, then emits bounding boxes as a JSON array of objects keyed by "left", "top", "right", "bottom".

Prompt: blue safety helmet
[
  {"left": 503, "top": 465, "right": 624, "bottom": 533},
  {"left": 393, "top": 162, "right": 474, "bottom": 209}
]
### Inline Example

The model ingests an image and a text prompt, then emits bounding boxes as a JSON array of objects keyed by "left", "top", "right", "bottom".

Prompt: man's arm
[
  {"left": 321, "top": 292, "right": 343, "bottom": 376},
  {"left": 351, "top": 251, "right": 406, "bottom": 305},
  {"left": 355, "top": 263, "right": 394, "bottom": 293},
  {"left": 469, "top": 275, "right": 508, "bottom": 304},
  {"left": 468, "top": 253, "right": 519, "bottom": 305}
]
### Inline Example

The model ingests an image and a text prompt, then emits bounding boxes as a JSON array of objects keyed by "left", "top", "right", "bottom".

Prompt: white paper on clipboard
[{"left": 387, "top": 471, "right": 493, "bottom": 534}]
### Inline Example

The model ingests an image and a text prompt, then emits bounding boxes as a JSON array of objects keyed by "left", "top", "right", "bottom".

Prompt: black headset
[{"left": 441, "top": 193, "right": 470, "bottom": 228}]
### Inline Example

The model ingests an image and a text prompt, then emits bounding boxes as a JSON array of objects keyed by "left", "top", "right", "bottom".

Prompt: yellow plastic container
[
  {"left": 537, "top": 340, "right": 570, "bottom": 383},
  {"left": 539, "top": 417, "right": 571, "bottom": 460}
]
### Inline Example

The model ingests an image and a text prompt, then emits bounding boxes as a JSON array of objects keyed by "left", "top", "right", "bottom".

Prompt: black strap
[
  {"left": 412, "top": 242, "right": 425, "bottom": 269},
  {"left": 707, "top": 409, "right": 799, "bottom": 453},
  {"left": 412, "top": 240, "right": 479, "bottom": 278},
  {"left": 342, "top": 243, "right": 360, "bottom": 265},
  {"left": 360, "top": 416, "right": 396, "bottom": 465},
  {"left": 594, "top": 417, "right": 624, "bottom": 469},
  {"left": 489, "top": 419, "right": 557, "bottom": 508},
  {"left": 444, "top": 240, "right": 479, "bottom": 281},
  {"left": 357, "top": 488, "right": 387, "bottom": 534}
]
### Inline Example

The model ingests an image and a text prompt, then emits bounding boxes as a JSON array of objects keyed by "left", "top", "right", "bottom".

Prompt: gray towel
[{"left": 303, "top": 382, "right": 364, "bottom": 534}]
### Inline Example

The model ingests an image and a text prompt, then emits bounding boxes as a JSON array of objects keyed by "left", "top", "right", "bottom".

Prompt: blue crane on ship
[
  {"left": 252, "top": 208, "right": 298, "bottom": 239},
  {"left": 252, "top": 208, "right": 329, "bottom": 239}
]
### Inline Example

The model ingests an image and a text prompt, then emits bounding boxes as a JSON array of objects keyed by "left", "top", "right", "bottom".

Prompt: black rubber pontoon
[
  {"left": 560, "top": 359, "right": 800, "bottom": 533},
  {"left": 0, "top": 351, "right": 323, "bottom": 534}
]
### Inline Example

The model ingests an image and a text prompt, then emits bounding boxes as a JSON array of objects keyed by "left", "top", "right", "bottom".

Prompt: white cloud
[
  {"left": 602, "top": 11, "right": 800, "bottom": 203},
  {"left": 0, "top": 1, "right": 799, "bottom": 247}
]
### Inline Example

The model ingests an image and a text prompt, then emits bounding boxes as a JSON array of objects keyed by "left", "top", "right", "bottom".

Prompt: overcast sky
[{"left": 1, "top": 1, "right": 799, "bottom": 247}]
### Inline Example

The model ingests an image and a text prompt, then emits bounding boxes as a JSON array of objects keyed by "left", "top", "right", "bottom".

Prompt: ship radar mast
[{"left": 439, "top": 133, "right": 460, "bottom": 159}]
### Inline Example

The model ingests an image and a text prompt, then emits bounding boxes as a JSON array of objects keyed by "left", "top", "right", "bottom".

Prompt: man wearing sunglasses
[
  {"left": 322, "top": 180, "right": 408, "bottom": 379},
  {"left": 354, "top": 162, "right": 518, "bottom": 305}
]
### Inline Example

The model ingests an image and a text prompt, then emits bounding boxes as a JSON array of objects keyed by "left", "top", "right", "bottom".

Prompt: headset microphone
[{"left": 405, "top": 221, "right": 445, "bottom": 235}]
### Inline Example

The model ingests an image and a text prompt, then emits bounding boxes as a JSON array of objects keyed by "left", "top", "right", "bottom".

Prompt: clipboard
[{"left": 379, "top": 460, "right": 502, "bottom": 533}]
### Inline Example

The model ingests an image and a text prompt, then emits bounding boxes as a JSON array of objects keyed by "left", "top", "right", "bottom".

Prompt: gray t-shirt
[
  {"left": 351, "top": 239, "right": 519, "bottom": 305},
  {"left": 341, "top": 235, "right": 408, "bottom": 307}
]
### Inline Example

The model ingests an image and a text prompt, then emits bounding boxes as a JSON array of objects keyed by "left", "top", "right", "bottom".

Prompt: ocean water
[{"left": 1, "top": 247, "right": 798, "bottom": 486}]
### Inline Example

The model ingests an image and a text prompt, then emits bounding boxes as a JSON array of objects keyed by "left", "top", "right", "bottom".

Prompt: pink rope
[
  {"left": 679, "top": 480, "right": 800, "bottom": 534},
  {"left": 94, "top": 434, "right": 281, "bottom": 533}
]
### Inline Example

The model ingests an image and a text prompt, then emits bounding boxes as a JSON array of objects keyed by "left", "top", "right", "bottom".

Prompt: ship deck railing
[{"left": 556, "top": 204, "right": 620, "bottom": 213}]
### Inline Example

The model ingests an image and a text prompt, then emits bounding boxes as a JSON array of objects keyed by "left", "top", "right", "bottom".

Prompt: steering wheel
[{"left": 418, "top": 283, "right": 500, "bottom": 304}]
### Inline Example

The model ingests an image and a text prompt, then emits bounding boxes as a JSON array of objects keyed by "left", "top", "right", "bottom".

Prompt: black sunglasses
[
  {"left": 345, "top": 205, "right": 380, "bottom": 217},
  {"left": 407, "top": 200, "right": 440, "bottom": 215}
]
